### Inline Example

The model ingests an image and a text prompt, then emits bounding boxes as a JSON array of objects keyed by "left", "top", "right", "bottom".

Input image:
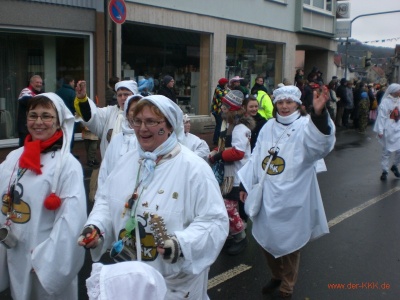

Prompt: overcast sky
[{"left": 348, "top": 0, "right": 400, "bottom": 48}]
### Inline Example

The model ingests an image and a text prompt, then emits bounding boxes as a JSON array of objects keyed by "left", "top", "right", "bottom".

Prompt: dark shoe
[
  {"left": 92, "top": 160, "right": 100, "bottom": 166},
  {"left": 391, "top": 165, "right": 400, "bottom": 178},
  {"left": 226, "top": 237, "right": 248, "bottom": 255},
  {"left": 261, "top": 279, "right": 282, "bottom": 294},
  {"left": 278, "top": 291, "right": 292, "bottom": 299},
  {"left": 380, "top": 172, "right": 388, "bottom": 181}
]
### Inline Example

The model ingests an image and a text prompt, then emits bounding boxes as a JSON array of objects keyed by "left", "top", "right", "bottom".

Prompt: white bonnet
[
  {"left": 115, "top": 80, "right": 138, "bottom": 94},
  {"left": 273, "top": 85, "right": 302, "bottom": 104},
  {"left": 124, "top": 94, "right": 144, "bottom": 116},
  {"left": 86, "top": 262, "right": 167, "bottom": 300},
  {"left": 183, "top": 114, "right": 190, "bottom": 123}
]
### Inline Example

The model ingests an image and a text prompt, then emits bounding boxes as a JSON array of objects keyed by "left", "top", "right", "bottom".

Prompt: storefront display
[
  {"left": 226, "top": 37, "right": 279, "bottom": 95},
  {"left": 121, "top": 24, "right": 202, "bottom": 114},
  {"left": 0, "top": 31, "right": 90, "bottom": 142}
]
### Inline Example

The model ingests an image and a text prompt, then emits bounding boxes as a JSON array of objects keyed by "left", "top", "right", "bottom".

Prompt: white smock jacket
[
  {"left": 97, "top": 94, "right": 143, "bottom": 189},
  {"left": 77, "top": 98, "right": 120, "bottom": 158},
  {"left": 182, "top": 132, "right": 210, "bottom": 160},
  {"left": 373, "top": 94, "right": 400, "bottom": 152},
  {"left": 0, "top": 149, "right": 86, "bottom": 300},
  {"left": 238, "top": 115, "right": 335, "bottom": 258},
  {"left": 86, "top": 145, "right": 229, "bottom": 299}
]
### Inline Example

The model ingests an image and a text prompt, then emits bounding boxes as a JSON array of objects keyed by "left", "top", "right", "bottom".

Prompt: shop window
[
  {"left": 121, "top": 23, "right": 203, "bottom": 114},
  {"left": 0, "top": 31, "right": 90, "bottom": 142},
  {"left": 226, "top": 37, "right": 278, "bottom": 94}
]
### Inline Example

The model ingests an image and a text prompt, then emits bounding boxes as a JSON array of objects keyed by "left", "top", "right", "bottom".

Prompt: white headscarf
[
  {"left": 86, "top": 262, "right": 167, "bottom": 300},
  {"left": 382, "top": 83, "right": 400, "bottom": 101},
  {"left": 139, "top": 95, "right": 185, "bottom": 143},
  {"left": 33, "top": 92, "right": 75, "bottom": 196},
  {"left": 136, "top": 95, "right": 185, "bottom": 188}
]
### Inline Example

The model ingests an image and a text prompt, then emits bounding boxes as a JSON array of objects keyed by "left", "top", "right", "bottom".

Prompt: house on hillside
[
  {"left": 391, "top": 45, "right": 400, "bottom": 84},
  {"left": 366, "top": 66, "right": 387, "bottom": 85}
]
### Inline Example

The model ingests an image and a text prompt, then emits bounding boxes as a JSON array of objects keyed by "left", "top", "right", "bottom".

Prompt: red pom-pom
[{"left": 44, "top": 193, "right": 61, "bottom": 210}]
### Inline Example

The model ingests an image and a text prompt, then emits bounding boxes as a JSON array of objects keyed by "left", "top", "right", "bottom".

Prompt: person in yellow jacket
[{"left": 256, "top": 89, "right": 273, "bottom": 120}]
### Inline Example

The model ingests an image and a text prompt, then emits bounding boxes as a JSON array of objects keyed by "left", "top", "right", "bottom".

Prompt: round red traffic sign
[{"left": 109, "top": 0, "right": 127, "bottom": 24}]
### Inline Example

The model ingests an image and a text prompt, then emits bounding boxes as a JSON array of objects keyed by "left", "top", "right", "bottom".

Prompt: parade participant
[
  {"left": 86, "top": 261, "right": 167, "bottom": 300},
  {"left": 373, "top": 83, "right": 400, "bottom": 180},
  {"left": 158, "top": 75, "right": 177, "bottom": 103},
  {"left": 209, "top": 90, "right": 255, "bottom": 255},
  {"left": 78, "top": 95, "right": 228, "bottom": 300},
  {"left": 182, "top": 114, "right": 210, "bottom": 160},
  {"left": 17, "top": 75, "right": 43, "bottom": 146},
  {"left": 0, "top": 93, "right": 86, "bottom": 300},
  {"left": 242, "top": 95, "right": 267, "bottom": 151},
  {"left": 97, "top": 94, "right": 143, "bottom": 189},
  {"left": 211, "top": 78, "right": 229, "bottom": 146},
  {"left": 238, "top": 85, "right": 335, "bottom": 299},
  {"left": 74, "top": 80, "right": 138, "bottom": 158}
]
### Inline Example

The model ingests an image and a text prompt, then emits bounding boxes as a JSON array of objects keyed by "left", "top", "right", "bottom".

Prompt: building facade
[
  {"left": 0, "top": 0, "right": 104, "bottom": 146},
  {"left": 0, "top": 0, "right": 338, "bottom": 147}
]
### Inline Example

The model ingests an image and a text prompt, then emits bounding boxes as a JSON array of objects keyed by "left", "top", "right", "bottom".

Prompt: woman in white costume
[
  {"left": 182, "top": 114, "right": 210, "bottom": 160},
  {"left": 78, "top": 95, "right": 229, "bottom": 300},
  {"left": 373, "top": 83, "right": 400, "bottom": 180},
  {"left": 238, "top": 85, "right": 335, "bottom": 299},
  {"left": 74, "top": 80, "right": 138, "bottom": 158},
  {"left": 97, "top": 94, "right": 142, "bottom": 189},
  {"left": 0, "top": 93, "right": 86, "bottom": 300}
]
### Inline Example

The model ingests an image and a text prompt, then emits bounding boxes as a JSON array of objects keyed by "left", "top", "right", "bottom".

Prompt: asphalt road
[{"left": 2, "top": 124, "right": 400, "bottom": 300}]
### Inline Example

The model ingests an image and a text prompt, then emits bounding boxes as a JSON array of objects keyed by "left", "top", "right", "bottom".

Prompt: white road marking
[
  {"left": 208, "top": 264, "right": 252, "bottom": 290},
  {"left": 207, "top": 187, "right": 400, "bottom": 290},
  {"left": 328, "top": 186, "right": 400, "bottom": 228}
]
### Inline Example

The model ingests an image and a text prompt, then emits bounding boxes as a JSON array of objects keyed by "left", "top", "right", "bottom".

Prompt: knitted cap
[
  {"left": 162, "top": 75, "right": 174, "bottom": 86},
  {"left": 218, "top": 78, "right": 229, "bottom": 86},
  {"left": 273, "top": 85, "right": 302, "bottom": 104},
  {"left": 222, "top": 90, "right": 244, "bottom": 111}
]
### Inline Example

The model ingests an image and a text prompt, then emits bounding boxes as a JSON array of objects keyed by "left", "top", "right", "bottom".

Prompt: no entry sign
[{"left": 109, "top": 0, "right": 127, "bottom": 24}]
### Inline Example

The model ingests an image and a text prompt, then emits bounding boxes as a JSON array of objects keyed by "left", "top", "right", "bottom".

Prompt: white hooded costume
[
  {"left": 86, "top": 261, "right": 167, "bottom": 300},
  {"left": 238, "top": 86, "right": 335, "bottom": 258},
  {"left": 182, "top": 114, "right": 210, "bottom": 160},
  {"left": 373, "top": 83, "right": 400, "bottom": 152},
  {"left": 97, "top": 94, "right": 142, "bottom": 190},
  {"left": 77, "top": 80, "right": 138, "bottom": 158},
  {"left": 0, "top": 93, "right": 86, "bottom": 300},
  {"left": 86, "top": 95, "right": 228, "bottom": 299}
]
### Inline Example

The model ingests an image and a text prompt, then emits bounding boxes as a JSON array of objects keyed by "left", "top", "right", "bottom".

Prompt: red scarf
[{"left": 19, "top": 130, "right": 63, "bottom": 174}]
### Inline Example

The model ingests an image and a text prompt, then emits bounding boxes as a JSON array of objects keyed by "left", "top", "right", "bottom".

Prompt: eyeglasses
[
  {"left": 130, "top": 119, "right": 166, "bottom": 127},
  {"left": 27, "top": 114, "right": 56, "bottom": 122}
]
